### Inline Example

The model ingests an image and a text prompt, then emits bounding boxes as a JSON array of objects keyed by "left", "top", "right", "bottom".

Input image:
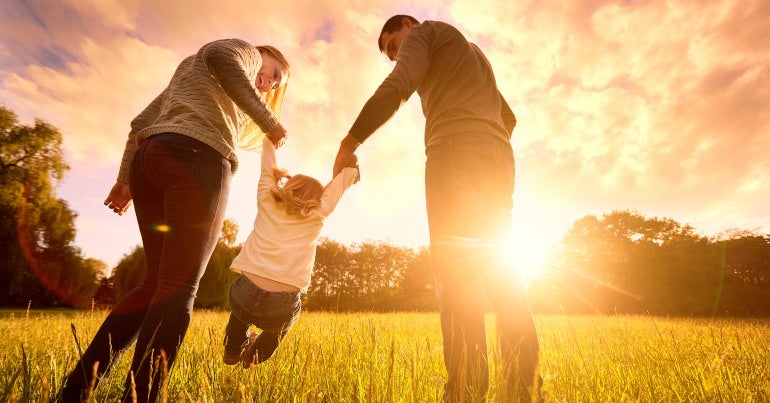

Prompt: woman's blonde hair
[
  {"left": 239, "top": 45, "right": 291, "bottom": 150},
  {"left": 270, "top": 168, "right": 324, "bottom": 216}
]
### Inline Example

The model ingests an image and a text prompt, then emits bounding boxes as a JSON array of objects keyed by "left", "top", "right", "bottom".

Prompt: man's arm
[
  {"left": 347, "top": 86, "right": 402, "bottom": 144},
  {"left": 335, "top": 27, "right": 431, "bottom": 176}
]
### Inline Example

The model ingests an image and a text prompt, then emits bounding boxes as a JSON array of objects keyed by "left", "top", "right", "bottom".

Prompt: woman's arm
[{"left": 201, "top": 39, "right": 279, "bottom": 134}]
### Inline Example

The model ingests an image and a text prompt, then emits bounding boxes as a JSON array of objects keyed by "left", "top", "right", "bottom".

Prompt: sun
[{"left": 498, "top": 231, "right": 552, "bottom": 284}]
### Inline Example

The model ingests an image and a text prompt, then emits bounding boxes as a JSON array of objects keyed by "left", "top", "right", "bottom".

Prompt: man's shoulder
[{"left": 415, "top": 20, "right": 464, "bottom": 40}]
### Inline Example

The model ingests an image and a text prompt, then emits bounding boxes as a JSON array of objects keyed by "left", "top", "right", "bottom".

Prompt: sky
[{"left": 1, "top": 0, "right": 768, "bottom": 276}]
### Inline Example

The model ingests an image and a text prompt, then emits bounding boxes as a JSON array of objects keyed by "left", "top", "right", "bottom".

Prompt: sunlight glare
[{"left": 500, "top": 232, "right": 551, "bottom": 284}]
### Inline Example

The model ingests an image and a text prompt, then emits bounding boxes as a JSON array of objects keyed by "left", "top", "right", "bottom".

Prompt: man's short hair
[{"left": 378, "top": 15, "right": 420, "bottom": 51}]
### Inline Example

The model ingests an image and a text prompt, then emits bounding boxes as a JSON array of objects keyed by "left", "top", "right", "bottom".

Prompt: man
[{"left": 333, "top": 15, "right": 540, "bottom": 401}]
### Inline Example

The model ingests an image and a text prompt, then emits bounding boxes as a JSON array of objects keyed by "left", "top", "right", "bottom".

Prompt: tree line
[
  {"left": 104, "top": 234, "right": 437, "bottom": 312},
  {"left": 3, "top": 106, "right": 770, "bottom": 315},
  {"left": 527, "top": 211, "right": 770, "bottom": 316}
]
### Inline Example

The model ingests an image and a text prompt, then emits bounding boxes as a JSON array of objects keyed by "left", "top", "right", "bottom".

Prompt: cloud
[{"left": 1, "top": 0, "right": 768, "bottom": 267}]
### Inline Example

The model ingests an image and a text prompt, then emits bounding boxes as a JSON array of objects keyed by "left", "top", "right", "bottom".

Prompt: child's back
[{"left": 230, "top": 137, "right": 359, "bottom": 293}]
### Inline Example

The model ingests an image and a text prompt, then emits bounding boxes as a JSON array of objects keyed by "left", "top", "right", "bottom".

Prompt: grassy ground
[{"left": 1, "top": 309, "right": 769, "bottom": 402}]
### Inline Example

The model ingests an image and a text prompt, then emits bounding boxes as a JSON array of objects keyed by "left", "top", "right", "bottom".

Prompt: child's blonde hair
[{"left": 270, "top": 168, "right": 323, "bottom": 216}]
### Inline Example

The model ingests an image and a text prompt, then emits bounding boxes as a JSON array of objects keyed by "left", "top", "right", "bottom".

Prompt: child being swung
[{"left": 224, "top": 136, "right": 359, "bottom": 367}]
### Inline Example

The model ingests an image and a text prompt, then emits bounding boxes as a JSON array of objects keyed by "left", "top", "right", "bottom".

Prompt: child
[{"left": 223, "top": 136, "right": 359, "bottom": 368}]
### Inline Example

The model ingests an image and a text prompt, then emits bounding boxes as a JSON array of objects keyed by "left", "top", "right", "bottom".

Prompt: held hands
[
  {"left": 266, "top": 122, "right": 288, "bottom": 148},
  {"left": 333, "top": 134, "right": 361, "bottom": 179},
  {"left": 104, "top": 181, "right": 132, "bottom": 216}
]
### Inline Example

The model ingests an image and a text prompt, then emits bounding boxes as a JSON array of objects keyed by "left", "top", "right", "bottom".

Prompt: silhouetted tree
[
  {"left": 111, "top": 245, "right": 146, "bottom": 301},
  {"left": 717, "top": 230, "right": 770, "bottom": 288},
  {"left": 196, "top": 219, "right": 241, "bottom": 308},
  {"left": 532, "top": 210, "right": 770, "bottom": 316},
  {"left": 0, "top": 106, "right": 102, "bottom": 307},
  {"left": 398, "top": 247, "right": 437, "bottom": 310},
  {"left": 306, "top": 238, "right": 354, "bottom": 310}
]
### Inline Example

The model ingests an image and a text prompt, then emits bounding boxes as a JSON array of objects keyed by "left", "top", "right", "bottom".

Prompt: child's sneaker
[{"left": 241, "top": 332, "right": 259, "bottom": 369}]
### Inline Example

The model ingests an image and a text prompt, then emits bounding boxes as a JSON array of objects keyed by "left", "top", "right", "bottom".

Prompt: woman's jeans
[
  {"left": 425, "top": 136, "right": 539, "bottom": 400},
  {"left": 61, "top": 133, "right": 231, "bottom": 403},
  {"left": 224, "top": 275, "right": 302, "bottom": 363}
]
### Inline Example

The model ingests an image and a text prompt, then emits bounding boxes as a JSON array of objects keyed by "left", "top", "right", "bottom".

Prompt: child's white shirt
[{"left": 230, "top": 137, "right": 358, "bottom": 293}]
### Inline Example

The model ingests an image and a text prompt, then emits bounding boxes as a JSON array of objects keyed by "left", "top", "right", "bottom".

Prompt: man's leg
[
  {"left": 486, "top": 258, "right": 540, "bottom": 400},
  {"left": 426, "top": 138, "right": 505, "bottom": 400},
  {"left": 485, "top": 139, "right": 540, "bottom": 400},
  {"left": 431, "top": 241, "right": 490, "bottom": 400}
]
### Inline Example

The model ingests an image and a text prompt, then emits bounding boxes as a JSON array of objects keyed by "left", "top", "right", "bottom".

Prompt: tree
[
  {"left": 220, "top": 218, "right": 239, "bottom": 247},
  {"left": 715, "top": 230, "right": 770, "bottom": 289},
  {"left": 537, "top": 210, "right": 718, "bottom": 315},
  {"left": 196, "top": 219, "right": 241, "bottom": 308},
  {"left": 398, "top": 247, "right": 437, "bottom": 310},
  {"left": 351, "top": 241, "right": 413, "bottom": 309},
  {"left": 111, "top": 245, "right": 146, "bottom": 301},
  {"left": 307, "top": 239, "right": 420, "bottom": 311},
  {"left": 0, "top": 106, "right": 101, "bottom": 307},
  {"left": 531, "top": 210, "right": 770, "bottom": 316},
  {"left": 306, "top": 238, "right": 353, "bottom": 310}
]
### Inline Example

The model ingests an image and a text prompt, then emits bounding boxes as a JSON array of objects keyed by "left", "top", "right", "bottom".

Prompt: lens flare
[{"left": 154, "top": 224, "right": 170, "bottom": 233}]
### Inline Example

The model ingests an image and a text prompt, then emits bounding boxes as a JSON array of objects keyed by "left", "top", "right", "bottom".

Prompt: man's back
[{"left": 383, "top": 20, "right": 511, "bottom": 146}]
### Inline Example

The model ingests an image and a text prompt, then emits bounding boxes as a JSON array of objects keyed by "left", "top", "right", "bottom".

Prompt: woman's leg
[
  {"left": 59, "top": 139, "right": 167, "bottom": 402},
  {"left": 122, "top": 133, "right": 231, "bottom": 403},
  {"left": 59, "top": 283, "right": 159, "bottom": 401}
]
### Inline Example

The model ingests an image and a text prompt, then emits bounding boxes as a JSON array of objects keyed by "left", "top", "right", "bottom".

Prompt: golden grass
[{"left": 1, "top": 310, "right": 768, "bottom": 402}]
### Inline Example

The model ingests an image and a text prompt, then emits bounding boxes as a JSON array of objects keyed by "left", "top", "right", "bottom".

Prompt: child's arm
[
  {"left": 318, "top": 166, "right": 359, "bottom": 217},
  {"left": 257, "top": 136, "right": 278, "bottom": 200}
]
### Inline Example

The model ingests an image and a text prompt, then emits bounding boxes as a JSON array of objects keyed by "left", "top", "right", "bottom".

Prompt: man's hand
[
  {"left": 347, "top": 153, "right": 361, "bottom": 183},
  {"left": 104, "top": 181, "right": 132, "bottom": 216},
  {"left": 266, "top": 121, "right": 287, "bottom": 148},
  {"left": 333, "top": 134, "right": 361, "bottom": 177}
]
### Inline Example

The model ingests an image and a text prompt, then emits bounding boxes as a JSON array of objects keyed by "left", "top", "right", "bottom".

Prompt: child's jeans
[{"left": 224, "top": 275, "right": 302, "bottom": 363}]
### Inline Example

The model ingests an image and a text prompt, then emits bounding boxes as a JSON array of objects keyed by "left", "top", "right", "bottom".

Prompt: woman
[{"left": 59, "top": 39, "right": 291, "bottom": 403}]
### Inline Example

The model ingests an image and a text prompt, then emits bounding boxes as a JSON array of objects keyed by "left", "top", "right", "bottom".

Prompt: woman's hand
[
  {"left": 266, "top": 122, "right": 287, "bottom": 148},
  {"left": 104, "top": 181, "right": 132, "bottom": 216}
]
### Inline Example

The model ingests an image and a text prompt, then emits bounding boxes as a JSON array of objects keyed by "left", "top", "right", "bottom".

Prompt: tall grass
[{"left": 1, "top": 310, "right": 768, "bottom": 402}]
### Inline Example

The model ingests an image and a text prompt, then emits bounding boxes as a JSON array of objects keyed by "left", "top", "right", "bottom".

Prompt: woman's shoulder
[{"left": 198, "top": 38, "right": 259, "bottom": 60}]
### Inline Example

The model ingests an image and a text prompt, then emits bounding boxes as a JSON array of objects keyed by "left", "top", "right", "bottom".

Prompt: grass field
[{"left": 1, "top": 309, "right": 769, "bottom": 402}]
